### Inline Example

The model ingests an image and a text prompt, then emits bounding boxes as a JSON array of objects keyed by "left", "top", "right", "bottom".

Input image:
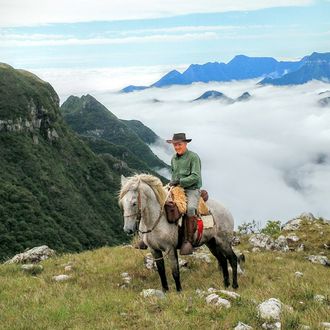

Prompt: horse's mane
[{"left": 119, "top": 174, "right": 167, "bottom": 205}]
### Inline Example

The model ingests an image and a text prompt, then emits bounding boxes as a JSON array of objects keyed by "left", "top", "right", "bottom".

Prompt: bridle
[
  {"left": 121, "top": 183, "right": 170, "bottom": 235},
  {"left": 122, "top": 188, "right": 142, "bottom": 221}
]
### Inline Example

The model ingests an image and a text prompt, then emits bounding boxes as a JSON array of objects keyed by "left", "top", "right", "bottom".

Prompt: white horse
[{"left": 119, "top": 174, "right": 239, "bottom": 291}]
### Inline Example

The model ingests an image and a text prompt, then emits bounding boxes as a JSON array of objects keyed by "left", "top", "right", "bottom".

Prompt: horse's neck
[{"left": 140, "top": 188, "right": 164, "bottom": 230}]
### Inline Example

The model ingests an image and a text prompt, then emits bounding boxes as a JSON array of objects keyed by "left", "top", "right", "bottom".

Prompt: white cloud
[
  {"left": 29, "top": 67, "right": 330, "bottom": 225},
  {"left": 88, "top": 79, "right": 329, "bottom": 226},
  {"left": 0, "top": 32, "right": 218, "bottom": 47},
  {"left": 31, "top": 65, "right": 188, "bottom": 100},
  {"left": 0, "top": 0, "right": 315, "bottom": 27}
]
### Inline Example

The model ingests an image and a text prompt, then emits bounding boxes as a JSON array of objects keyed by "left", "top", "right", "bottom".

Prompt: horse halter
[{"left": 123, "top": 188, "right": 142, "bottom": 222}]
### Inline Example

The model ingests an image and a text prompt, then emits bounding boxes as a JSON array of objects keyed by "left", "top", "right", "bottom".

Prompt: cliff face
[{"left": 0, "top": 64, "right": 130, "bottom": 260}]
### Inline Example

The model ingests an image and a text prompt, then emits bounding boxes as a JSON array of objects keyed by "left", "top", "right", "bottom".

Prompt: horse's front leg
[
  {"left": 168, "top": 248, "right": 182, "bottom": 292},
  {"left": 151, "top": 249, "right": 169, "bottom": 291}
]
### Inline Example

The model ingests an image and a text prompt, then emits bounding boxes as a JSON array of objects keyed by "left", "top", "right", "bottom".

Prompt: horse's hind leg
[
  {"left": 168, "top": 248, "right": 182, "bottom": 292},
  {"left": 206, "top": 238, "right": 230, "bottom": 288},
  {"left": 151, "top": 249, "right": 169, "bottom": 291}
]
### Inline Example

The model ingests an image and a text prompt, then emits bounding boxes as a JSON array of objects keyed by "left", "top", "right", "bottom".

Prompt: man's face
[{"left": 173, "top": 141, "right": 187, "bottom": 155}]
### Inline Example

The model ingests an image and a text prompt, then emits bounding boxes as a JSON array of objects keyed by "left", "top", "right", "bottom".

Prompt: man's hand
[{"left": 169, "top": 179, "right": 180, "bottom": 187}]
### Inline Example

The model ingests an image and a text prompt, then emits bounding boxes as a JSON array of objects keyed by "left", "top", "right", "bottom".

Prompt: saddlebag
[{"left": 165, "top": 201, "right": 181, "bottom": 223}]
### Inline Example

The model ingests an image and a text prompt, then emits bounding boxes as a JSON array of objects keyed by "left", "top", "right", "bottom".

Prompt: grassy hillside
[
  {"left": 60, "top": 95, "right": 168, "bottom": 171},
  {"left": 0, "top": 219, "right": 329, "bottom": 329},
  {"left": 0, "top": 64, "right": 130, "bottom": 260}
]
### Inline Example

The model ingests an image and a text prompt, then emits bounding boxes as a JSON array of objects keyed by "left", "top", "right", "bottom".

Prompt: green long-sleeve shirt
[{"left": 171, "top": 149, "right": 202, "bottom": 189}]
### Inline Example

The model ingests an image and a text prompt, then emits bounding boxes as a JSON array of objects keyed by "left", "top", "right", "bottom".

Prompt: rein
[
  {"left": 121, "top": 183, "right": 172, "bottom": 235},
  {"left": 138, "top": 186, "right": 172, "bottom": 235}
]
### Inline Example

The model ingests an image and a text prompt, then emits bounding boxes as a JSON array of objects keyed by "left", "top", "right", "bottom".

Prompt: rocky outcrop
[
  {"left": 258, "top": 298, "right": 282, "bottom": 321},
  {"left": 5, "top": 245, "right": 55, "bottom": 264},
  {"left": 0, "top": 99, "right": 59, "bottom": 143},
  {"left": 249, "top": 234, "right": 289, "bottom": 252}
]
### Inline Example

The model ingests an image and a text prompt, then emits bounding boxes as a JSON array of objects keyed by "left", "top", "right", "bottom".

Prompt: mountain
[
  {"left": 193, "top": 90, "right": 234, "bottom": 103},
  {"left": 236, "top": 92, "right": 252, "bottom": 102},
  {"left": 121, "top": 54, "right": 304, "bottom": 92},
  {"left": 121, "top": 85, "right": 148, "bottom": 93},
  {"left": 0, "top": 63, "right": 133, "bottom": 260},
  {"left": 260, "top": 52, "right": 330, "bottom": 85},
  {"left": 60, "top": 95, "right": 168, "bottom": 173},
  {"left": 192, "top": 90, "right": 252, "bottom": 103},
  {"left": 318, "top": 97, "right": 330, "bottom": 107},
  {"left": 121, "top": 119, "right": 159, "bottom": 144}
]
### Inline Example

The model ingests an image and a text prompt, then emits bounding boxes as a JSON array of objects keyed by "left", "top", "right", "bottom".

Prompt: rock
[
  {"left": 53, "top": 274, "right": 71, "bottom": 282},
  {"left": 314, "top": 294, "right": 326, "bottom": 303},
  {"left": 282, "top": 212, "right": 316, "bottom": 230},
  {"left": 306, "top": 255, "right": 330, "bottom": 266},
  {"left": 252, "top": 247, "right": 261, "bottom": 252},
  {"left": 294, "top": 271, "right": 303, "bottom": 278},
  {"left": 286, "top": 235, "right": 300, "bottom": 242},
  {"left": 234, "top": 321, "right": 253, "bottom": 330},
  {"left": 144, "top": 253, "right": 156, "bottom": 270},
  {"left": 121, "top": 272, "right": 132, "bottom": 284},
  {"left": 249, "top": 234, "right": 275, "bottom": 250},
  {"left": 219, "top": 290, "right": 241, "bottom": 300},
  {"left": 5, "top": 245, "right": 55, "bottom": 264},
  {"left": 205, "top": 293, "right": 231, "bottom": 308},
  {"left": 274, "top": 236, "right": 289, "bottom": 252},
  {"left": 262, "top": 322, "right": 281, "bottom": 329},
  {"left": 21, "top": 264, "right": 44, "bottom": 275},
  {"left": 64, "top": 265, "right": 73, "bottom": 272},
  {"left": 232, "top": 236, "right": 241, "bottom": 246},
  {"left": 297, "top": 244, "right": 305, "bottom": 252},
  {"left": 192, "top": 251, "right": 211, "bottom": 263},
  {"left": 320, "top": 322, "right": 330, "bottom": 329},
  {"left": 249, "top": 234, "right": 289, "bottom": 252},
  {"left": 257, "top": 298, "right": 282, "bottom": 321},
  {"left": 141, "top": 289, "right": 165, "bottom": 299},
  {"left": 299, "top": 325, "right": 311, "bottom": 330},
  {"left": 282, "top": 218, "right": 303, "bottom": 231},
  {"left": 179, "top": 258, "right": 189, "bottom": 268},
  {"left": 207, "top": 287, "right": 218, "bottom": 293}
]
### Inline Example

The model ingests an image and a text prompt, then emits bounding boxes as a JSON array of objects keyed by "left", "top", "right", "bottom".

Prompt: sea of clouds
[
  {"left": 95, "top": 79, "right": 330, "bottom": 226},
  {"left": 38, "top": 67, "right": 330, "bottom": 226}
]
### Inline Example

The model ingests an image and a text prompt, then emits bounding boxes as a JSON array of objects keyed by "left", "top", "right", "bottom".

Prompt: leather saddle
[{"left": 165, "top": 189, "right": 209, "bottom": 223}]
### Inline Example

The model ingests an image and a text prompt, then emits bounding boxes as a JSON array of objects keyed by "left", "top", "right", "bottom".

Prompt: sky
[
  {"left": 1, "top": 0, "right": 330, "bottom": 225},
  {"left": 1, "top": 0, "right": 330, "bottom": 92}
]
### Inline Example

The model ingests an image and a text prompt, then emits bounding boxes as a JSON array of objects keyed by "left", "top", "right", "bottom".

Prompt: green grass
[{"left": 1, "top": 221, "right": 329, "bottom": 330}]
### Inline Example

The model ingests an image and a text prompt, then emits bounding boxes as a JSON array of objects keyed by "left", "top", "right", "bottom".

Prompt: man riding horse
[{"left": 166, "top": 132, "right": 202, "bottom": 255}]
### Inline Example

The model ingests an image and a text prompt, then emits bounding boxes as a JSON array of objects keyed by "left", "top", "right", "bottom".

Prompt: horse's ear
[{"left": 121, "top": 175, "right": 128, "bottom": 185}]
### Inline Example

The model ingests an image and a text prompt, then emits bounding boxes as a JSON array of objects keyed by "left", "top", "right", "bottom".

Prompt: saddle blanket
[{"left": 178, "top": 214, "right": 214, "bottom": 228}]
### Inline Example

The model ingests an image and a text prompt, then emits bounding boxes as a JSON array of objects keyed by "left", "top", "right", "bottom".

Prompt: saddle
[{"left": 164, "top": 186, "right": 210, "bottom": 223}]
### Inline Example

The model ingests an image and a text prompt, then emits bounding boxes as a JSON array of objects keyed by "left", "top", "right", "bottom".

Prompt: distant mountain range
[
  {"left": 193, "top": 90, "right": 251, "bottom": 103},
  {"left": 121, "top": 52, "right": 330, "bottom": 92}
]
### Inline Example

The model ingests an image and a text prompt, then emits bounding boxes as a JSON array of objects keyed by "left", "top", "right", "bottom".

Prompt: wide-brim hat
[{"left": 166, "top": 132, "right": 192, "bottom": 143}]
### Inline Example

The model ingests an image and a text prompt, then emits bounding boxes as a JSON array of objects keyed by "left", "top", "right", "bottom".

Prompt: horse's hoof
[{"left": 232, "top": 283, "right": 239, "bottom": 289}]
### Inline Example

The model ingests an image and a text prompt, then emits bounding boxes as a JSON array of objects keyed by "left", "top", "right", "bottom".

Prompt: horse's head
[
  {"left": 119, "top": 175, "right": 142, "bottom": 235},
  {"left": 119, "top": 174, "right": 167, "bottom": 235}
]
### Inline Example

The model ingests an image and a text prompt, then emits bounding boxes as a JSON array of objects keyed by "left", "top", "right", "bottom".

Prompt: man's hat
[{"left": 166, "top": 132, "right": 192, "bottom": 143}]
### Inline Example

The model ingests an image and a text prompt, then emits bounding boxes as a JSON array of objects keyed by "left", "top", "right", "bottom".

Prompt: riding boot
[
  {"left": 134, "top": 239, "right": 148, "bottom": 250},
  {"left": 180, "top": 215, "right": 197, "bottom": 255}
]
